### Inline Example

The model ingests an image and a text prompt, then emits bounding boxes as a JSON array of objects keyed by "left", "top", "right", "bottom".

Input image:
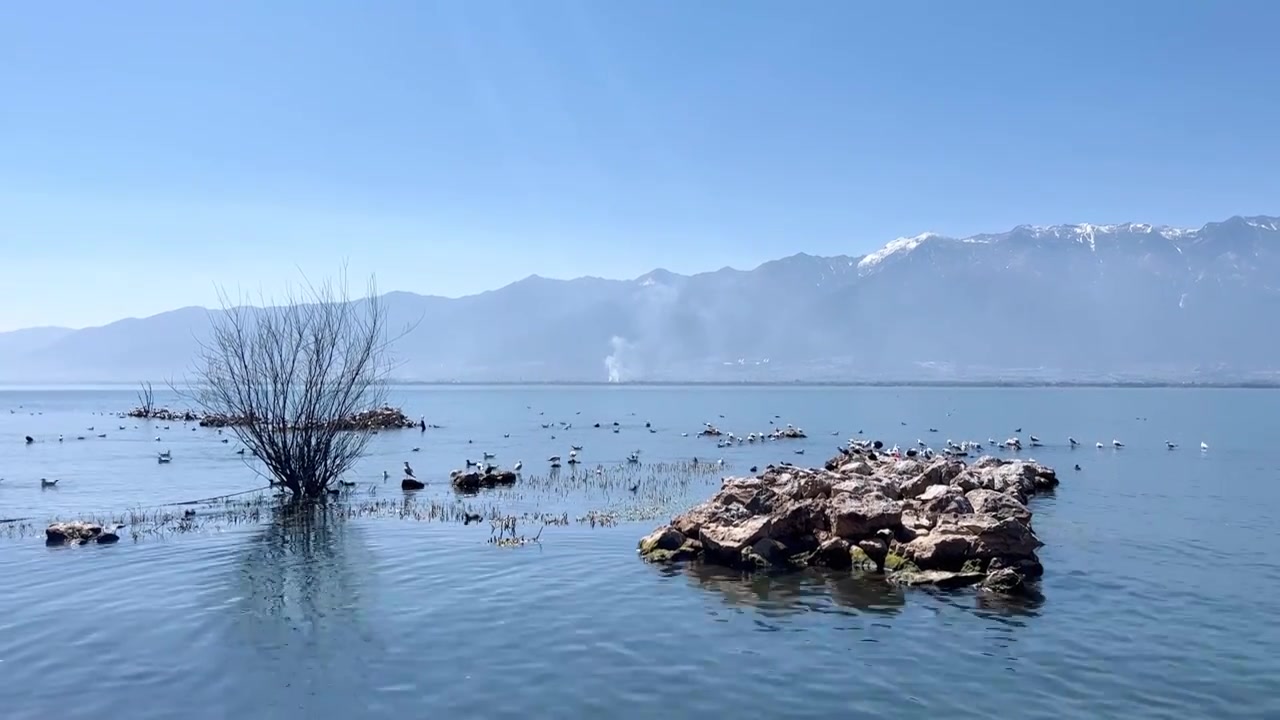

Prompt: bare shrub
[{"left": 184, "top": 271, "right": 401, "bottom": 498}]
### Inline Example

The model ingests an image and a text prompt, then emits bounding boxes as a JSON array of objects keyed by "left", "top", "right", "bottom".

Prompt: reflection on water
[
  {"left": 234, "top": 501, "right": 364, "bottom": 621},
  {"left": 221, "top": 501, "right": 391, "bottom": 716},
  {"left": 677, "top": 562, "right": 906, "bottom": 616}
]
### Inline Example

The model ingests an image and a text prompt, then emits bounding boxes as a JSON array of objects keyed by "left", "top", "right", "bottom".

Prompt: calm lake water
[{"left": 2, "top": 385, "right": 1278, "bottom": 719}]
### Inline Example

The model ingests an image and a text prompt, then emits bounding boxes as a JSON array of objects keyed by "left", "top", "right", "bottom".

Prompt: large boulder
[
  {"left": 45, "top": 522, "right": 121, "bottom": 546},
  {"left": 903, "top": 513, "right": 1042, "bottom": 570},
  {"left": 699, "top": 515, "right": 773, "bottom": 562},
  {"left": 827, "top": 493, "right": 902, "bottom": 538},
  {"left": 966, "top": 488, "right": 1033, "bottom": 525},
  {"left": 899, "top": 460, "right": 965, "bottom": 499},
  {"left": 916, "top": 484, "right": 974, "bottom": 516}
]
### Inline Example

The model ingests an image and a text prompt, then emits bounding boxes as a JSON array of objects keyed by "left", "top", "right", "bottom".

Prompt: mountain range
[{"left": 4, "top": 213, "right": 1279, "bottom": 384}]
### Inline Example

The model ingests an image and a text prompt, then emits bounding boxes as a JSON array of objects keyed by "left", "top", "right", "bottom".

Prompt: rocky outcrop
[
  {"left": 199, "top": 406, "right": 416, "bottom": 430},
  {"left": 450, "top": 468, "right": 518, "bottom": 493},
  {"left": 125, "top": 407, "right": 200, "bottom": 422},
  {"left": 45, "top": 522, "right": 122, "bottom": 546},
  {"left": 771, "top": 427, "right": 807, "bottom": 439},
  {"left": 639, "top": 453, "right": 1058, "bottom": 595}
]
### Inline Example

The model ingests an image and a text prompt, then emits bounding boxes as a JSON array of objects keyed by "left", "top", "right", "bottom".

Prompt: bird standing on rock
[{"left": 403, "top": 461, "right": 415, "bottom": 478}]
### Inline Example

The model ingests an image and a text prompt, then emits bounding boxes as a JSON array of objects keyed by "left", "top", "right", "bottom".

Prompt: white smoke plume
[{"left": 604, "top": 335, "right": 632, "bottom": 383}]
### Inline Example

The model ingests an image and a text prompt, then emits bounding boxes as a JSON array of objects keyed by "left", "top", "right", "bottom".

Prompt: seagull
[
  {"left": 41, "top": 478, "right": 58, "bottom": 488},
  {"left": 483, "top": 451, "right": 495, "bottom": 459},
  {"left": 1029, "top": 435, "right": 1040, "bottom": 443},
  {"left": 1166, "top": 441, "right": 1178, "bottom": 450},
  {"left": 1200, "top": 441, "right": 1209, "bottom": 452},
  {"left": 1112, "top": 439, "right": 1124, "bottom": 448},
  {"left": 514, "top": 460, "right": 523, "bottom": 472},
  {"left": 1069, "top": 437, "right": 1079, "bottom": 447},
  {"left": 383, "top": 470, "right": 390, "bottom": 481},
  {"left": 548, "top": 455, "right": 561, "bottom": 463},
  {"left": 403, "top": 461, "right": 415, "bottom": 478},
  {"left": 1096, "top": 442, "right": 1104, "bottom": 448}
]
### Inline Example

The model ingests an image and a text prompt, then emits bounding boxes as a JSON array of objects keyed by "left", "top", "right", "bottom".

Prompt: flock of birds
[
  {"left": 4, "top": 401, "right": 1213, "bottom": 491},
  {"left": 8, "top": 411, "right": 255, "bottom": 488}
]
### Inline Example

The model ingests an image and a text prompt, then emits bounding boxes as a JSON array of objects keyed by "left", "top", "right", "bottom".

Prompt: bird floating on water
[{"left": 1201, "top": 441, "right": 1209, "bottom": 452}]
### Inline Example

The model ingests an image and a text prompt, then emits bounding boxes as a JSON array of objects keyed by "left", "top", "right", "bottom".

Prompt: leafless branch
[{"left": 178, "top": 268, "right": 406, "bottom": 498}]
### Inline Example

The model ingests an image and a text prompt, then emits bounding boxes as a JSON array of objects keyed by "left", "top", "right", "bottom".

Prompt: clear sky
[{"left": 2, "top": 0, "right": 1278, "bottom": 331}]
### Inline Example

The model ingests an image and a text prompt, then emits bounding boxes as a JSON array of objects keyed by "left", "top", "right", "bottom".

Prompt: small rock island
[{"left": 639, "top": 449, "right": 1058, "bottom": 595}]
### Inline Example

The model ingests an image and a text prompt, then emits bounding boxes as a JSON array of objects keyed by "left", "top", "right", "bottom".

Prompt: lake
[{"left": 2, "top": 385, "right": 1278, "bottom": 719}]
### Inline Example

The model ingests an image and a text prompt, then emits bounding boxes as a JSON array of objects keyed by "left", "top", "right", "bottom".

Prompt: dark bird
[{"left": 24, "top": 435, "right": 34, "bottom": 444}]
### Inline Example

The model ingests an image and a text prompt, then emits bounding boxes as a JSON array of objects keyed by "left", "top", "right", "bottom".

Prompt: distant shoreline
[{"left": 2, "top": 379, "right": 1279, "bottom": 390}]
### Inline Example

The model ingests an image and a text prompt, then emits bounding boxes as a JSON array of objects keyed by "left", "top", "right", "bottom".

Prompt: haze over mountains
[{"left": 4, "top": 214, "right": 1278, "bottom": 384}]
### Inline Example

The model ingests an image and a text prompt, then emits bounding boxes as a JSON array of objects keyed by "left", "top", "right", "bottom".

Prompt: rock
[
  {"left": 949, "top": 470, "right": 981, "bottom": 492},
  {"left": 900, "top": 532, "right": 976, "bottom": 569},
  {"left": 827, "top": 493, "right": 902, "bottom": 538},
  {"left": 671, "top": 503, "right": 719, "bottom": 539},
  {"left": 988, "top": 555, "right": 1044, "bottom": 579},
  {"left": 970, "top": 456, "right": 1006, "bottom": 470},
  {"left": 744, "top": 537, "right": 791, "bottom": 567},
  {"left": 699, "top": 515, "right": 773, "bottom": 562},
  {"left": 796, "top": 474, "right": 833, "bottom": 500},
  {"left": 401, "top": 477, "right": 425, "bottom": 490},
  {"left": 889, "top": 569, "right": 986, "bottom": 589},
  {"left": 839, "top": 461, "right": 875, "bottom": 477},
  {"left": 817, "top": 535, "right": 852, "bottom": 569},
  {"left": 638, "top": 447, "right": 1060, "bottom": 592},
  {"left": 45, "top": 521, "right": 118, "bottom": 546},
  {"left": 450, "top": 469, "right": 518, "bottom": 493},
  {"left": 981, "top": 567, "right": 1027, "bottom": 595},
  {"left": 950, "top": 514, "right": 1042, "bottom": 559},
  {"left": 855, "top": 536, "right": 890, "bottom": 572},
  {"left": 899, "top": 460, "right": 965, "bottom": 499},
  {"left": 966, "top": 488, "right": 1033, "bottom": 525},
  {"left": 916, "top": 484, "right": 974, "bottom": 516},
  {"left": 904, "top": 513, "right": 1042, "bottom": 570},
  {"left": 199, "top": 405, "right": 417, "bottom": 430},
  {"left": 639, "top": 527, "right": 687, "bottom": 555}
]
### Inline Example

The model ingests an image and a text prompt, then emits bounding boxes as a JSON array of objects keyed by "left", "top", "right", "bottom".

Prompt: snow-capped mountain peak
[{"left": 857, "top": 232, "right": 942, "bottom": 271}]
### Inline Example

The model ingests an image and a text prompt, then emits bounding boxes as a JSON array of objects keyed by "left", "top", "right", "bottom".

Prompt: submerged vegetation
[{"left": 1, "top": 459, "right": 729, "bottom": 545}]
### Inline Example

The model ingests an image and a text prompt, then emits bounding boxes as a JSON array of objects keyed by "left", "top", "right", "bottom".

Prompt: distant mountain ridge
[{"left": 3, "top": 213, "right": 1278, "bottom": 383}]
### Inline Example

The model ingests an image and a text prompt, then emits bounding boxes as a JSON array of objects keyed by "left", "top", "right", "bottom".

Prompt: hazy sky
[{"left": 3, "top": 1, "right": 1278, "bottom": 331}]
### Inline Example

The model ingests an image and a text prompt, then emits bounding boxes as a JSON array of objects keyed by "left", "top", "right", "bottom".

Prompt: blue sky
[{"left": 2, "top": 0, "right": 1278, "bottom": 331}]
